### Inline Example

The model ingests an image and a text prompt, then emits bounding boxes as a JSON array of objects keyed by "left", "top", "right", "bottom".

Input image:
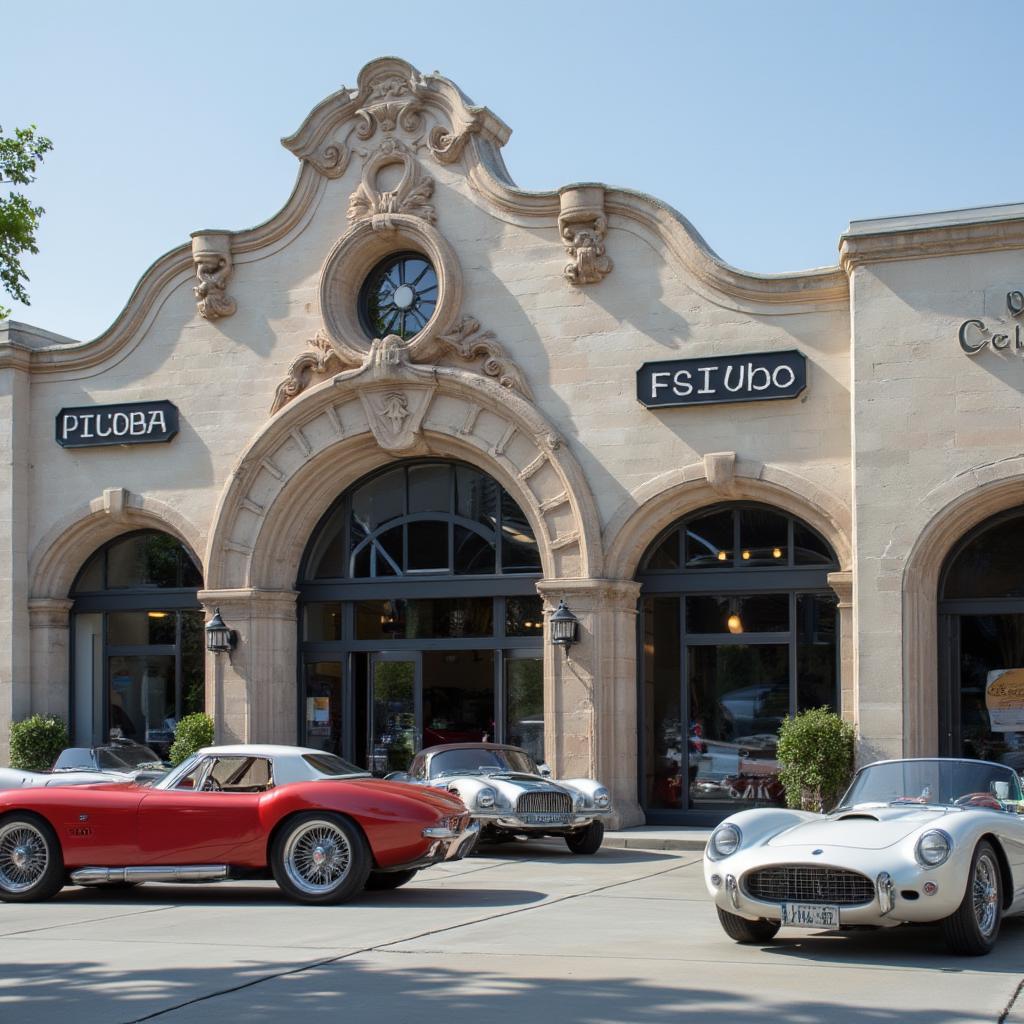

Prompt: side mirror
[{"left": 538, "top": 763, "right": 552, "bottom": 778}]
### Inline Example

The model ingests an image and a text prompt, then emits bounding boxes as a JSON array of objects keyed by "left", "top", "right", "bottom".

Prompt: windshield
[
  {"left": 428, "top": 747, "right": 538, "bottom": 778},
  {"left": 301, "top": 753, "right": 368, "bottom": 777},
  {"left": 96, "top": 742, "right": 165, "bottom": 771},
  {"left": 839, "top": 759, "right": 1024, "bottom": 811}
]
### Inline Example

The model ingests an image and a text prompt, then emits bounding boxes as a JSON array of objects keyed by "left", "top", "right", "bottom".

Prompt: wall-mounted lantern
[
  {"left": 549, "top": 599, "right": 579, "bottom": 655},
  {"left": 205, "top": 607, "right": 237, "bottom": 653}
]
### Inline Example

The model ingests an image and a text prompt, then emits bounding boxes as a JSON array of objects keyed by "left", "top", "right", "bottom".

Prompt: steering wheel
[
  {"left": 954, "top": 792, "right": 1002, "bottom": 810},
  {"left": 202, "top": 777, "right": 222, "bottom": 792}
]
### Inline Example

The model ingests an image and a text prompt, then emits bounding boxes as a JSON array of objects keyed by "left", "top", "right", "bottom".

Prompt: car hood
[
  {"left": 354, "top": 778, "right": 466, "bottom": 814},
  {"left": 767, "top": 806, "right": 952, "bottom": 850},
  {"left": 478, "top": 774, "right": 572, "bottom": 800}
]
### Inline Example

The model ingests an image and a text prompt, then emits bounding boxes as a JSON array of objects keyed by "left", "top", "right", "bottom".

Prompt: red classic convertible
[{"left": 0, "top": 744, "right": 477, "bottom": 904}]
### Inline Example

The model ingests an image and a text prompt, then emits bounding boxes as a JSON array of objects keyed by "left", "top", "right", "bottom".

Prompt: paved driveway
[{"left": 2, "top": 845, "right": 1023, "bottom": 1023}]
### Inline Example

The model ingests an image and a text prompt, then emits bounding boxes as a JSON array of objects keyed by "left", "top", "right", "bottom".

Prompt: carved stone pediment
[
  {"left": 281, "top": 57, "right": 511, "bottom": 179},
  {"left": 347, "top": 140, "right": 435, "bottom": 226}
]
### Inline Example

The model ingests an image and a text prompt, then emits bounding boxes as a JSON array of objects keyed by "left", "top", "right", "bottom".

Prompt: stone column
[
  {"left": 28, "top": 598, "right": 74, "bottom": 718},
  {"left": 827, "top": 570, "right": 856, "bottom": 731},
  {"left": 197, "top": 589, "right": 299, "bottom": 745},
  {"left": 536, "top": 578, "right": 644, "bottom": 829},
  {"left": 0, "top": 355, "right": 31, "bottom": 759}
]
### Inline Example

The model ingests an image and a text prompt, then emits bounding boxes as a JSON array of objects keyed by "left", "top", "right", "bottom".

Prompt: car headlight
[
  {"left": 477, "top": 787, "right": 496, "bottom": 809},
  {"left": 915, "top": 829, "right": 952, "bottom": 867},
  {"left": 707, "top": 823, "right": 742, "bottom": 861},
  {"left": 594, "top": 787, "right": 611, "bottom": 810}
]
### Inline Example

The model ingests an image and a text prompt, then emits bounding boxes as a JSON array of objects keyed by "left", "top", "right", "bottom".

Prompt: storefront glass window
[
  {"left": 639, "top": 504, "right": 839, "bottom": 822},
  {"left": 71, "top": 531, "right": 203, "bottom": 755}
]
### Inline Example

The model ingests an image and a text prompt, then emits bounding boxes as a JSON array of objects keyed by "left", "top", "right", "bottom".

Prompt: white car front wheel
[{"left": 942, "top": 840, "right": 1002, "bottom": 956}]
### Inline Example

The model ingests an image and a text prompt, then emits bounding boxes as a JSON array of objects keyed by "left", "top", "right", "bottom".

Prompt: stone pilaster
[
  {"left": 28, "top": 598, "right": 74, "bottom": 718},
  {"left": 827, "top": 570, "right": 855, "bottom": 732},
  {"left": 197, "top": 589, "right": 299, "bottom": 745},
  {"left": 536, "top": 578, "right": 644, "bottom": 828},
  {"left": 0, "top": 359, "right": 31, "bottom": 760}
]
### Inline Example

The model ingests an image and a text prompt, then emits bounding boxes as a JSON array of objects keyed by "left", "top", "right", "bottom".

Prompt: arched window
[
  {"left": 939, "top": 507, "right": 1024, "bottom": 768},
  {"left": 298, "top": 460, "right": 545, "bottom": 772},
  {"left": 638, "top": 504, "right": 839, "bottom": 823},
  {"left": 70, "top": 531, "right": 203, "bottom": 756}
]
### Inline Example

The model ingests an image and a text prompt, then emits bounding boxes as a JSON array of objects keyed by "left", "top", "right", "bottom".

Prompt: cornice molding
[{"left": 840, "top": 215, "right": 1024, "bottom": 275}]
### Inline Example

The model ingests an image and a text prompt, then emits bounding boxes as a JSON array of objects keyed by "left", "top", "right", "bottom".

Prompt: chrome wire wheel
[
  {"left": 0, "top": 821, "right": 49, "bottom": 893},
  {"left": 282, "top": 819, "right": 353, "bottom": 896},
  {"left": 972, "top": 851, "right": 1000, "bottom": 938}
]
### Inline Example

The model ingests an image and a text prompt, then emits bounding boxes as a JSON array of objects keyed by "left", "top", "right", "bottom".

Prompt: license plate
[
  {"left": 521, "top": 813, "right": 569, "bottom": 825},
  {"left": 780, "top": 902, "right": 840, "bottom": 928}
]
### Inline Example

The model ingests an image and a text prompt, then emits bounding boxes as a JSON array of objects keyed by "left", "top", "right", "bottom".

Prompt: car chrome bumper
[
  {"left": 474, "top": 811, "right": 610, "bottom": 830},
  {"left": 420, "top": 819, "right": 480, "bottom": 862}
]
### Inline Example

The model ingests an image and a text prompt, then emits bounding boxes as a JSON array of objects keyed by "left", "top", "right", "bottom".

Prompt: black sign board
[
  {"left": 637, "top": 350, "right": 807, "bottom": 408},
  {"left": 56, "top": 401, "right": 180, "bottom": 448}
]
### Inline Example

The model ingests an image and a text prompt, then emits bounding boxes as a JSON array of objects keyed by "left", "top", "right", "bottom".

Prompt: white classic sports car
[
  {"left": 705, "top": 757, "right": 1024, "bottom": 955},
  {"left": 389, "top": 743, "right": 612, "bottom": 854}
]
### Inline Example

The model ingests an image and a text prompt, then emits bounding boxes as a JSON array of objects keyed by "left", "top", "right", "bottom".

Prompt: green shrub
[
  {"left": 169, "top": 712, "right": 214, "bottom": 766},
  {"left": 776, "top": 707, "right": 856, "bottom": 812},
  {"left": 9, "top": 714, "right": 69, "bottom": 771}
]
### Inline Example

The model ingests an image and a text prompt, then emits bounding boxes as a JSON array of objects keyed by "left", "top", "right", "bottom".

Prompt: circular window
[{"left": 359, "top": 253, "right": 438, "bottom": 341}]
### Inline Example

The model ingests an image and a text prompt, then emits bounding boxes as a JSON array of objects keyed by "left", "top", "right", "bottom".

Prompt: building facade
[{"left": 3, "top": 58, "right": 1024, "bottom": 826}]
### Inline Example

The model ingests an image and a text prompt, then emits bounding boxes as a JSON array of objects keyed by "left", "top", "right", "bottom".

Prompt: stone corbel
[
  {"left": 558, "top": 185, "right": 613, "bottom": 286},
  {"left": 191, "top": 231, "right": 237, "bottom": 320},
  {"left": 703, "top": 452, "right": 738, "bottom": 496}
]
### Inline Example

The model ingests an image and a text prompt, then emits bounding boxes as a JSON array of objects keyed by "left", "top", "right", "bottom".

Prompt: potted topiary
[
  {"left": 9, "top": 714, "right": 69, "bottom": 771},
  {"left": 169, "top": 712, "right": 215, "bottom": 766},
  {"left": 776, "top": 706, "right": 856, "bottom": 812}
]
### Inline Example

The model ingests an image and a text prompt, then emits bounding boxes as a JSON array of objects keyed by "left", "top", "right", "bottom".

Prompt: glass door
[
  {"left": 504, "top": 652, "right": 544, "bottom": 763},
  {"left": 368, "top": 653, "right": 419, "bottom": 775}
]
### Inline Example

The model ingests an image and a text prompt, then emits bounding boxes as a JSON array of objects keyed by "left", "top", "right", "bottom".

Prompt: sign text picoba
[
  {"left": 959, "top": 291, "right": 1024, "bottom": 354},
  {"left": 56, "top": 401, "right": 180, "bottom": 448}
]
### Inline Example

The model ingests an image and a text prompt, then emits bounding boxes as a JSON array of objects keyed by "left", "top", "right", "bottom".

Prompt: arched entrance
[
  {"left": 69, "top": 530, "right": 204, "bottom": 754},
  {"left": 298, "top": 459, "right": 546, "bottom": 772},
  {"left": 638, "top": 502, "right": 839, "bottom": 824},
  {"left": 939, "top": 507, "right": 1024, "bottom": 769}
]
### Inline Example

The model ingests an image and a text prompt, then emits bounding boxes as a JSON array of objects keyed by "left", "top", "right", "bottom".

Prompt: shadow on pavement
[
  {"left": 473, "top": 843, "right": 682, "bottom": 864},
  {"left": 3, "top": 951, "right": 1017, "bottom": 1024},
  {"left": 50, "top": 883, "right": 548, "bottom": 910}
]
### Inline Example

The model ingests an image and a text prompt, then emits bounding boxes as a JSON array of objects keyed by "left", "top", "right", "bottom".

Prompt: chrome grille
[
  {"left": 744, "top": 866, "right": 875, "bottom": 906},
  {"left": 516, "top": 791, "right": 572, "bottom": 814}
]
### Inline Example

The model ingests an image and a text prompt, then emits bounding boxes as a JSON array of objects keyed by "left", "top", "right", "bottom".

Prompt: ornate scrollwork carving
[
  {"left": 558, "top": 186, "right": 613, "bottom": 286},
  {"left": 347, "top": 140, "right": 436, "bottom": 226},
  {"left": 191, "top": 232, "right": 237, "bottom": 320},
  {"left": 436, "top": 316, "right": 532, "bottom": 398},
  {"left": 270, "top": 330, "right": 356, "bottom": 414},
  {"left": 428, "top": 121, "right": 479, "bottom": 165}
]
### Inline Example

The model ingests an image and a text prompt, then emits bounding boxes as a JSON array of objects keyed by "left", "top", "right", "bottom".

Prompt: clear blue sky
[{"left": 5, "top": 0, "right": 1023, "bottom": 339}]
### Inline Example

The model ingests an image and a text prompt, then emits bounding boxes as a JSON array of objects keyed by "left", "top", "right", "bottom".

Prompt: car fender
[{"left": 712, "top": 806, "right": 822, "bottom": 851}]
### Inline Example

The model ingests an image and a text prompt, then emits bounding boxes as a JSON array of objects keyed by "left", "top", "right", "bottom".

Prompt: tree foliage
[
  {"left": 776, "top": 706, "right": 856, "bottom": 812},
  {"left": 0, "top": 124, "right": 53, "bottom": 319}
]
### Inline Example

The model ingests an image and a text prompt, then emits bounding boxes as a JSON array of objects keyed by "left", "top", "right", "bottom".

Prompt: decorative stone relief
[
  {"left": 558, "top": 186, "right": 612, "bottom": 286},
  {"left": 347, "top": 140, "right": 436, "bottom": 226},
  {"left": 271, "top": 331, "right": 358, "bottom": 415},
  {"left": 282, "top": 58, "right": 512, "bottom": 179},
  {"left": 436, "top": 316, "right": 532, "bottom": 398},
  {"left": 191, "top": 232, "right": 237, "bottom": 319},
  {"left": 349, "top": 336, "right": 437, "bottom": 452}
]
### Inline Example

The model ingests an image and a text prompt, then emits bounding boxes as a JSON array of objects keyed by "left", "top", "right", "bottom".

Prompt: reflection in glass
[
  {"left": 305, "top": 661, "right": 343, "bottom": 753},
  {"left": 643, "top": 597, "right": 682, "bottom": 809},
  {"left": 644, "top": 532, "right": 680, "bottom": 570},
  {"left": 958, "top": 614, "right": 1024, "bottom": 769},
  {"left": 506, "top": 657, "right": 544, "bottom": 763},
  {"left": 738, "top": 508, "right": 788, "bottom": 566},
  {"left": 796, "top": 593, "right": 838, "bottom": 711},
  {"left": 355, "top": 598, "right": 493, "bottom": 640},
  {"left": 369, "top": 659, "right": 415, "bottom": 775},
  {"left": 686, "top": 594, "right": 789, "bottom": 634},
  {"left": 944, "top": 515, "right": 1024, "bottom": 599},
  {"left": 77, "top": 531, "right": 200, "bottom": 591},
  {"left": 506, "top": 595, "right": 544, "bottom": 637},
  {"left": 108, "top": 654, "right": 176, "bottom": 757},
  {"left": 793, "top": 522, "right": 834, "bottom": 565},
  {"left": 688, "top": 644, "right": 789, "bottom": 811},
  {"left": 107, "top": 611, "right": 176, "bottom": 646},
  {"left": 305, "top": 603, "right": 342, "bottom": 642},
  {"left": 422, "top": 650, "right": 494, "bottom": 747},
  {"left": 685, "top": 511, "right": 733, "bottom": 568},
  {"left": 181, "top": 611, "right": 205, "bottom": 716}
]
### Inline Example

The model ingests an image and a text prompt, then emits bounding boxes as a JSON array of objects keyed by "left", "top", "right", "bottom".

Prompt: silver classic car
[
  {"left": 0, "top": 740, "right": 168, "bottom": 790},
  {"left": 389, "top": 743, "right": 612, "bottom": 854},
  {"left": 705, "top": 757, "right": 1024, "bottom": 955}
]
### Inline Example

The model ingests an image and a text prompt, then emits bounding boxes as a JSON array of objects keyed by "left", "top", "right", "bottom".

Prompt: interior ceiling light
[{"left": 727, "top": 613, "right": 744, "bottom": 635}]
